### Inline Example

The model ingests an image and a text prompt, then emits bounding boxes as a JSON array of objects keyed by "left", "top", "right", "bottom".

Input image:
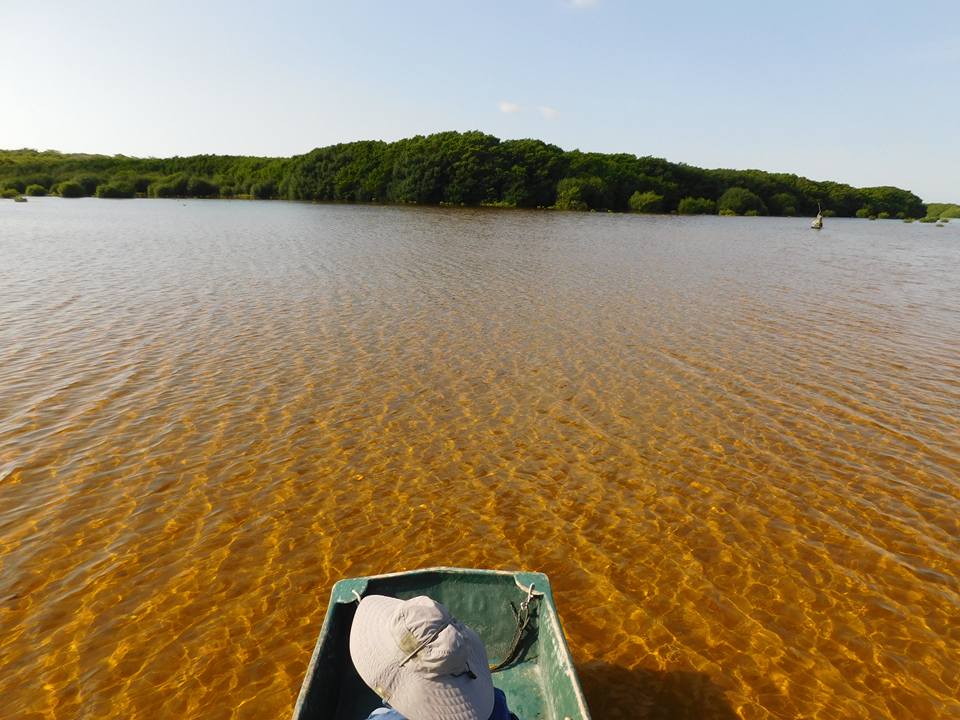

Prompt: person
[{"left": 350, "top": 594, "right": 518, "bottom": 720}]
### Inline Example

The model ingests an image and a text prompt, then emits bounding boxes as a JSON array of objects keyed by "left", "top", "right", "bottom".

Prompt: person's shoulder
[
  {"left": 368, "top": 708, "right": 404, "bottom": 717},
  {"left": 491, "top": 688, "right": 519, "bottom": 720}
]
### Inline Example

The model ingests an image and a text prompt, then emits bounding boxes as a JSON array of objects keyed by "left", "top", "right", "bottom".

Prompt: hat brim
[{"left": 349, "top": 595, "right": 495, "bottom": 720}]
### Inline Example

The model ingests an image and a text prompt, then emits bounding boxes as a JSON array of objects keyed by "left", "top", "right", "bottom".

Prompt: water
[{"left": 1, "top": 198, "right": 958, "bottom": 720}]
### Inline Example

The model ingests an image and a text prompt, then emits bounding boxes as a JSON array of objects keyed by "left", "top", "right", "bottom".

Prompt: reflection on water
[{"left": 1, "top": 198, "right": 958, "bottom": 719}]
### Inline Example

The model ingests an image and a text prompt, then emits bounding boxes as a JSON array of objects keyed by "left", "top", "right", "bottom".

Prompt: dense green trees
[
  {"left": 25, "top": 184, "right": 47, "bottom": 196},
  {"left": 187, "top": 177, "right": 218, "bottom": 197},
  {"left": 629, "top": 190, "right": 664, "bottom": 213},
  {"left": 148, "top": 175, "right": 189, "bottom": 198},
  {"left": 0, "top": 135, "right": 935, "bottom": 217},
  {"left": 768, "top": 192, "right": 797, "bottom": 216},
  {"left": 717, "top": 187, "right": 767, "bottom": 215},
  {"left": 73, "top": 176, "right": 103, "bottom": 195},
  {"left": 678, "top": 197, "right": 716, "bottom": 215},
  {"left": 58, "top": 181, "right": 85, "bottom": 198},
  {"left": 925, "top": 202, "right": 960, "bottom": 219},
  {"left": 497, "top": 139, "right": 565, "bottom": 207},
  {"left": 555, "top": 176, "right": 606, "bottom": 210},
  {"left": 856, "top": 186, "right": 926, "bottom": 219},
  {"left": 95, "top": 183, "right": 135, "bottom": 198}
]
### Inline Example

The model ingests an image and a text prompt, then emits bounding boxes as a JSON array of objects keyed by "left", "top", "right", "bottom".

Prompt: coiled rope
[{"left": 490, "top": 584, "right": 538, "bottom": 672}]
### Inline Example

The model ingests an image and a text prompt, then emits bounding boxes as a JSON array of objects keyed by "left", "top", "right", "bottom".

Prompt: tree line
[{"left": 0, "top": 132, "right": 930, "bottom": 218}]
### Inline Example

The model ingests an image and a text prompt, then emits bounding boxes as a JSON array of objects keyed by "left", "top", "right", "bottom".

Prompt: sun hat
[{"left": 349, "top": 595, "right": 495, "bottom": 720}]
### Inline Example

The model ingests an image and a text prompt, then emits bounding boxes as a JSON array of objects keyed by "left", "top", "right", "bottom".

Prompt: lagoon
[{"left": 1, "top": 198, "right": 958, "bottom": 719}]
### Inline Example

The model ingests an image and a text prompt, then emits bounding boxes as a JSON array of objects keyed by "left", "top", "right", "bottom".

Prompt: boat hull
[{"left": 291, "top": 567, "right": 591, "bottom": 720}]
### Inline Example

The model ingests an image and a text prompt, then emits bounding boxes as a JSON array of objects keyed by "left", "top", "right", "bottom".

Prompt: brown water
[{"left": 1, "top": 198, "right": 958, "bottom": 720}]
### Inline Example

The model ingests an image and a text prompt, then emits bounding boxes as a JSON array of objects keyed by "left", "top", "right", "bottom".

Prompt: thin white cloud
[
  {"left": 539, "top": 106, "right": 559, "bottom": 120},
  {"left": 498, "top": 100, "right": 521, "bottom": 114}
]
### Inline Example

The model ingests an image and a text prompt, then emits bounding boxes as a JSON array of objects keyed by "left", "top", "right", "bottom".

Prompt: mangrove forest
[{"left": 0, "top": 132, "right": 933, "bottom": 218}]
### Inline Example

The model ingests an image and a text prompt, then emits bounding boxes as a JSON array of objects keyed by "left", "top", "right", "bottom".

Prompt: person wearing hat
[{"left": 350, "top": 595, "right": 518, "bottom": 720}]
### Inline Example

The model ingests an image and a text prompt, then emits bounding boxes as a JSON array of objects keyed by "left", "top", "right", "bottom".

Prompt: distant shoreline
[
  {"left": 12, "top": 195, "right": 959, "bottom": 226},
  {"left": 1, "top": 131, "right": 951, "bottom": 219}
]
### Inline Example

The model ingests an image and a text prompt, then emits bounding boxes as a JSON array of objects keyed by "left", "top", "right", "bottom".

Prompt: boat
[
  {"left": 291, "top": 567, "right": 591, "bottom": 720},
  {"left": 811, "top": 204, "right": 823, "bottom": 229}
]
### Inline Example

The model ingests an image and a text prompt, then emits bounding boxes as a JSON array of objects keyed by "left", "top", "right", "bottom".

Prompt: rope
[{"left": 490, "top": 584, "right": 537, "bottom": 672}]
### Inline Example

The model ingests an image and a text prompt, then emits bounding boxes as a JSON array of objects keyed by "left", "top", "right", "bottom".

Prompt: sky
[{"left": 2, "top": 0, "right": 958, "bottom": 201}]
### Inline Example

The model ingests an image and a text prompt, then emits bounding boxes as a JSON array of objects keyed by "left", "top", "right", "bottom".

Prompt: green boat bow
[{"left": 291, "top": 567, "right": 591, "bottom": 720}]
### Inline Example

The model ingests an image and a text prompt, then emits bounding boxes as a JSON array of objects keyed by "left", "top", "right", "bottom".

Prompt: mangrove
[{"left": 0, "top": 132, "right": 935, "bottom": 218}]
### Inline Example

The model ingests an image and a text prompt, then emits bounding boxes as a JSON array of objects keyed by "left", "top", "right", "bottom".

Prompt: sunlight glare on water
[{"left": 1, "top": 198, "right": 958, "bottom": 719}]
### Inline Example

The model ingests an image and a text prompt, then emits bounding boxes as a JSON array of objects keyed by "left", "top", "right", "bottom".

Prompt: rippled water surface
[{"left": 1, "top": 198, "right": 958, "bottom": 720}]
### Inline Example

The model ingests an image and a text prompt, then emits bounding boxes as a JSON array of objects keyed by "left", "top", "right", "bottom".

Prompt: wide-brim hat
[{"left": 349, "top": 595, "right": 495, "bottom": 720}]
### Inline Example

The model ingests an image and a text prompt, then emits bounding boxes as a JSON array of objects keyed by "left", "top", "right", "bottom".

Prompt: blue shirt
[{"left": 366, "top": 688, "right": 514, "bottom": 720}]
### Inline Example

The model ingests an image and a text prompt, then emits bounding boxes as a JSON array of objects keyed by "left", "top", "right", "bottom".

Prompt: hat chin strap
[
  {"left": 399, "top": 624, "right": 473, "bottom": 678},
  {"left": 398, "top": 629, "right": 443, "bottom": 668}
]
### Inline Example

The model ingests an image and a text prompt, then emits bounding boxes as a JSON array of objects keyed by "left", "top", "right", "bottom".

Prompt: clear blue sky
[{"left": 2, "top": 0, "right": 957, "bottom": 201}]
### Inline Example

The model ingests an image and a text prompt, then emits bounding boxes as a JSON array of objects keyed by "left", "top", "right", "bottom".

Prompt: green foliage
[
  {"left": 628, "top": 190, "right": 664, "bottom": 213},
  {"left": 925, "top": 202, "right": 960, "bottom": 219},
  {"left": 769, "top": 192, "right": 797, "bottom": 216},
  {"left": 251, "top": 181, "right": 276, "bottom": 199},
  {"left": 918, "top": 216, "right": 938, "bottom": 223},
  {"left": 677, "top": 196, "right": 716, "bottom": 215},
  {"left": 718, "top": 208, "right": 737, "bottom": 216},
  {"left": 108, "top": 173, "right": 153, "bottom": 195},
  {"left": 855, "top": 207, "right": 873, "bottom": 219},
  {"left": 0, "top": 137, "right": 936, "bottom": 217},
  {"left": 95, "top": 183, "right": 135, "bottom": 199},
  {"left": 877, "top": 211, "right": 891, "bottom": 220},
  {"left": 149, "top": 174, "right": 189, "bottom": 198},
  {"left": 58, "top": 180, "right": 85, "bottom": 198},
  {"left": 498, "top": 139, "right": 565, "bottom": 207},
  {"left": 3, "top": 179, "right": 26, "bottom": 193},
  {"left": 25, "top": 184, "right": 47, "bottom": 196},
  {"left": 718, "top": 187, "right": 767, "bottom": 216},
  {"left": 555, "top": 176, "right": 605, "bottom": 211},
  {"left": 2, "top": 188, "right": 19, "bottom": 198},
  {"left": 858, "top": 186, "right": 925, "bottom": 219},
  {"left": 744, "top": 209, "right": 760, "bottom": 216},
  {"left": 72, "top": 175, "right": 101, "bottom": 196},
  {"left": 187, "top": 176, "right": 218, "bottom": 197}
]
